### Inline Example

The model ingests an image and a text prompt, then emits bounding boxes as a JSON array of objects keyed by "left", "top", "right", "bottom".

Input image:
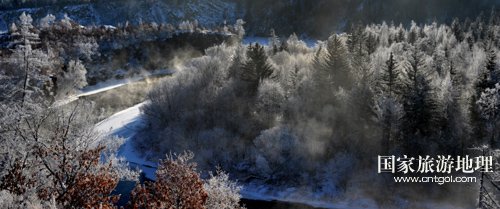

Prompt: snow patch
[{"left": 94, "top": 102, "right": 157, "bottom": 180}]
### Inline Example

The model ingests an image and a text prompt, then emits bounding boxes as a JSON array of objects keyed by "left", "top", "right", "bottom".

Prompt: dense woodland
[
  {"left": 0, "top": 5, "right": 500, "bottom": 209},
  {"left": 139, "top": 11, "right": 500, "bottom": 208}
]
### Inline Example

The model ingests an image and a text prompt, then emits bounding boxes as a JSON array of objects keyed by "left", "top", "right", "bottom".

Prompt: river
[{"left": 111, "top": 180, "right": 327, "bottom": 209}]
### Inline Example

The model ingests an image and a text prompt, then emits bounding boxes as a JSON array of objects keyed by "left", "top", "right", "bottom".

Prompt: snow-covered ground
[
  {"left": 82, "top": 69, "right": 172, "bottom": 96},
  {"left": 53, "top": 69, "right": 173, "bottom": 107},
  {"left": 94, "top": 102, "right": 158, "bottom": 180}
]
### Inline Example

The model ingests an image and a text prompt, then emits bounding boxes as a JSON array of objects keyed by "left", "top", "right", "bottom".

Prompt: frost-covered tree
[
  {"left": 375, "top": 95, "right": 403, "bottom": 153},
  {"left": 204, "top": 169, "right": 245, "bottom": 209},
  {"left": 255, "top": 80, "right": 286, "bottom": 127},
  {"left": 314, "top": 34, "right": 352, "bottom": 91},
  {"left": 401, "top": 48, "right": 442, "bottom": 153},
  {"left": 73, "top": 36, "right": 99, "bottom": 62},
  {"left": 128, "top": 15, "right": 500, "bottom": 207},
  {"left": 451, "top": 18, "right": 465, "bottom": 42},
  {"left": 179, "top": 20, "right": 195, "bottom": 32},
  {"left": 59, "top": 14, "right": 73, "bottom": 30},
  {"left": 233, "top": 19, "right": 245, "bottom": 40},
  {"left": 0, "top": 189, "right": 57, "bottom": 209},
  {"left": 241, "top": 43, "right": 275, "bottom": 95},
  {"left": 268, "top": 28, "right": 280, "bottom": 54},
  {"left": 0, "top": 101, "right": 136, "bottom": 208},
  {"left": 227, "top": 44, "right": 246, "bottom": 80},
  {"left": 365, "top": 32, "right": 378, "bottom": 55},
  {"left": 39, "top": 14, "right": 56, "bottom": 29},
  {"left": 378, "top": 52, "right": 401, "bottom": 151},
  {"left": 472, "top": 43, "right": 499, "bottom": 146},
  {"left": 8, "top": 12, "right": 51, "bottom": 106},
  {"left": 56, "top": 60, "right": 87, "bottom": 98},
  {"left": 380, "top": 52, "right": 399, "bottom": 96},
  {"left": 253, "top": 126, "right": 300, "bottom": 179},
  {"left": 476, "top": 44, "right": 499, "bottom": 95},
  {"left": 285, "top": 33, "right": 309, "bottom": 54},
  {"left": 407, "top": 21, "right": 419, "bottom": 45},
  {"left": 477, "top": 84, "right": 500, "bottom": 147},
  {"left": 347, "top": 23, "right": 366, "bottom": 56}
]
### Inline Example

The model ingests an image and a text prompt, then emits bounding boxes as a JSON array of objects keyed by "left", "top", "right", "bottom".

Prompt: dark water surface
[
  {"left": 241, "top": 198, "right": 327, "bottom": 209},
  {"left": 112, "top": 181, "right": 327, "bottom": 209}
]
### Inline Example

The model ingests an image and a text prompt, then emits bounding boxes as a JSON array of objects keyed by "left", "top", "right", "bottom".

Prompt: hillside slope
[
  {"left": 0, "top": 0, "right": 237, "bottom": 31},
  {"left": 1, "top": 0, "right": 500, "bottom": 38}
]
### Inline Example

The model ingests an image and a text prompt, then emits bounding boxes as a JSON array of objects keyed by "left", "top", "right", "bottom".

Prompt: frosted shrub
[
  {"left": 253, "top": 126, "right": 301, "bottom": 179},
  {"left": 255, "top": 79, "right": 285, "bottom": 123},
  {"left": 204, "top": 169, "right": 245, "bottom": 209}
]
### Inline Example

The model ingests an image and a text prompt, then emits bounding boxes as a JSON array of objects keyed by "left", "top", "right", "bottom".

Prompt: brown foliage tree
[
  {"left": 129, "top": 151, "right": 208, "bottom": 209},
  {"left": 0, "top": 102, "right": 123, "bottom": 208}
]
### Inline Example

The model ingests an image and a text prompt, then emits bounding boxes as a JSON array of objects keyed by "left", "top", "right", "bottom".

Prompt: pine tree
[
  {"left": 485, "top": 45, "right": 498, "bottom": 84},
  {"left": 439, "top": 57, "right": 471, "bottom": 154},
  {"left": 407, "top": 22, "right": 419, "bottom": 45},
  {"left": 401, "top": 49, "right": 441, "bottom": 153},
  {"left": 379, "top": 52, "right": 400, "bottom": 152},
  {"left": 227, "top": 45, "right": 245, "bottom": 80},
  {"left": 380, "top": 52, "right": 399, "bottom": 96},
  {"left": 451, "top": 18, "right": 464, "bottom": 42},
  {"left": 471, "top": 44, "right": 500, "bottom": 147},
  {"left": 241, "top": 43, "right": 275, "bottom": 95},
  {"left": 396, "top": 26, "right": 405, "bottom": 43},
  {"left": 477, "top": 84, "right": 500, "bottom": 147},
  {"left": 472, "top": 44, "right": 499, "bottom": 146},
  {"left": 316, "top": 35, "right": 352, "bottom": 90},
  {"left": 365, "top": 33, "right": 378, "bottom": 55},
  {"left": 286, "top": 65, "right": 300, "bottom": 100},
  {"left": 347, "top": 23, "right": 365, "bottom": 56},
  {"left": 269, "top": 28, "right": 280, "bottom": 54}
]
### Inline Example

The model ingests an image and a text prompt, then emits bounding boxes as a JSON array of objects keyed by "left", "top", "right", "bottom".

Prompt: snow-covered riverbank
[
  {"left": 53, "top": 69, "right": 173, "bottom": 107},
  {"left": 94, "top": 102, "right": 157, "bottom": 180}
]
